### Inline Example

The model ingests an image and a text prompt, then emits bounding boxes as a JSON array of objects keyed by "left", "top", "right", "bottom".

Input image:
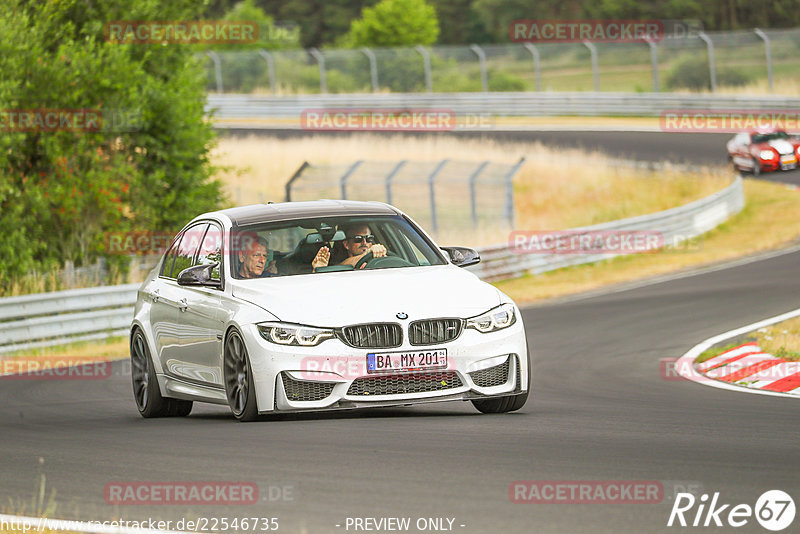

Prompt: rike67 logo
[{"left": 668, "top": 490, "right": 795, "bottom": 531}]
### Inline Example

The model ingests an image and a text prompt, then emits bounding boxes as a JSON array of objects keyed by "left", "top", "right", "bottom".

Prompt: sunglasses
[{"left": 348, "top": 234, "right": 375, "bottom": 244}]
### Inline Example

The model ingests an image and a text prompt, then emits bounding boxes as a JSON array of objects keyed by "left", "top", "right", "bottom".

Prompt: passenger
[
  {"left": 237, "top": 235, "right": 277, "bottom": 278},
  {"left": 312, "top": 223, "right": 386, "bottom": 271}
]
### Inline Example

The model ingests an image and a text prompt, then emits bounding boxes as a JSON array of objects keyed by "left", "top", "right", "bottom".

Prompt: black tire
[
  {"left": 471, "top": 351, "right": 531, "bottom": 414},
  {"left": 223, "top": 329, "right": 260, "bottom": 422},
  {"left": 130, "top": 329, "right": 193, "bottom": 418}
]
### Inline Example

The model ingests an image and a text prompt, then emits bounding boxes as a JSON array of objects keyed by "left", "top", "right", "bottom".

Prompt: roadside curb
[{"left": 674, "top": 308, "right": 800, "bottom": 398}]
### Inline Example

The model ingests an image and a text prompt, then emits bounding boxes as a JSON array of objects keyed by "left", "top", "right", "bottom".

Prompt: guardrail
[
  {"left": 0, "top": 176, "right": 743, "bottom": 353},
  {"left": 207, "top": 92, "right": 800, "bottom": 124},
  {"left": 466, "top": 176, "right": 744, "bottom": 281},
  {"left": 0, "top": 284, "right": 139, "bottom": 354}
]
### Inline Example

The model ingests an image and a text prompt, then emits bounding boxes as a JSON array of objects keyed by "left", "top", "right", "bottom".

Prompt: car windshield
[
  {"left": 230, "top": 215, "right": 446, "bottom": 278},
  {"left": 752, "top": 131, "right": 789, "bottom": 144}
]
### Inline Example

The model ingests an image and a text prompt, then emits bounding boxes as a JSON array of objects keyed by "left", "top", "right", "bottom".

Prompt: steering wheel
[
  {"left": 353, "top": 251, "right": 374, "bottom": 270},
  {"left": 354, "top": 250, "right": 411, "bottom": 270}
]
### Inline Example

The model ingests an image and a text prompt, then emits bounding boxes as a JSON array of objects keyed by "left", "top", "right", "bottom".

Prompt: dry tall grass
[
  {"left": 212, "top": 133, "right": 731, "bottom": 247},
  {"left": 2, "top": 134, "right": 730, "bottom": 297}
]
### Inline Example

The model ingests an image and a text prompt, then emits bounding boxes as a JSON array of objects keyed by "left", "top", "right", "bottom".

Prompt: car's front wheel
[
  {"left": 130, "top": 329, "right": 193, "bottom": 418},
  {"left": 224, "top": 329, "right": 260, "bottom": 422}
]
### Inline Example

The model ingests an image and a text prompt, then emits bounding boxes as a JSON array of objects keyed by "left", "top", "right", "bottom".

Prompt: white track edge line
[
  {"left": 0, "top": 513, "right": 192, "bottom": 534},
  {"left": 675, "top": 307, "right": 800, "bottom": 399}
]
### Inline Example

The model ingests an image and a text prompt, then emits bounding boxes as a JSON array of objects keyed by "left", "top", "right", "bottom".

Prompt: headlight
[
  {"left": 466, "top": 303, "right": 516, "bottom": 333},
  {"left": 258, "top": 322, "right": 334, "bottom": 346},
  {"left": 796, "top": 146, "right": 800, "bottom": 156},
  {"left": 759, "top": 150, "right": 775, "bottom": 160}
]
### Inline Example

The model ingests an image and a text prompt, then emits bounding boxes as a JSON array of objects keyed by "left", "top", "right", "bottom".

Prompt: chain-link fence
[
  {"left": 284, "top": 159, "right": 524, "bottom": 237},
  {"left": 203, "top": 28, "right": 800, "bottom": 95}
]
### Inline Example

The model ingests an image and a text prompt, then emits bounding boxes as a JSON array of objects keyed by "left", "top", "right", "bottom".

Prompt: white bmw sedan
[{"left": 130, "top": 200, "right": 530, "bottom": 421}]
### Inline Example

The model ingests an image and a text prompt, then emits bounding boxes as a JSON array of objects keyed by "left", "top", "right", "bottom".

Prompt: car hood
[{"left": 231, "top": 265, "right": 502, "bottom": 326}]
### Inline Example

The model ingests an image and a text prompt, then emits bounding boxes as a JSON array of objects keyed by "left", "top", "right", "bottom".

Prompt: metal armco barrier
[
  {"left": 207, "top": 93, "right": 800, "bottom": 123},
  {"left": 0, "top": 284, "right": 139, "bottom": 354},
  {"left": 465, "top": 176, "right": 744, "bottom": 281},
  {"left": 0, "top": 177, "right": 743, "bottom": 353}
]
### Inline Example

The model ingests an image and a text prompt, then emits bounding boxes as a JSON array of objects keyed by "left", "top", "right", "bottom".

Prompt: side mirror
[
  {"left": 441, "top": 246, "right": 480, "bottom": 268},
  {"left": 177, "top": 263, "right": 221, "bottom": 288}
]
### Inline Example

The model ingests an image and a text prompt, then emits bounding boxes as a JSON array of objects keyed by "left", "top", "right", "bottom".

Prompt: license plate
[
  {"left": 780, "top": 155, "right": 797, "bottom": 165},
  {"left": 366, "top": 349, "right": 447, "bottom": 373}
]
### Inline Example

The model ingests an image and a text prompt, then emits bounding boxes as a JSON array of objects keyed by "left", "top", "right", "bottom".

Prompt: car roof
[{"left": 215, "top": 199, "right": 401, "bottom": 228}]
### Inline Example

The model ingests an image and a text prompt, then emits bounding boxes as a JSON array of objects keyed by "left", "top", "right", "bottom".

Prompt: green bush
[
  {"left": 488, "top": 69, "right": 527, "bottom": 92},
  {"left": 0, "top": 0, "right": 224, "bottom": 288}
]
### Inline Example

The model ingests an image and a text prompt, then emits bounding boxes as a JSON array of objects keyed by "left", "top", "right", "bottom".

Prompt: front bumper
[{"left": 243, "top": 320, "right": 529, "bottom": 413}]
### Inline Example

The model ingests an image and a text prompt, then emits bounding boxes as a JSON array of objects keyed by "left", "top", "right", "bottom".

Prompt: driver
[
  {"left": 312, "top": 223, "right": 386, "bottom": 271},
  {"left": 237, "top": 234, "right": 278, "bottom": 278}
]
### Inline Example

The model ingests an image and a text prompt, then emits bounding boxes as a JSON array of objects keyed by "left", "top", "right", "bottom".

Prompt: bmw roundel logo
[{"left": 396, "top": 312, "right": 408, "bottom": 320}]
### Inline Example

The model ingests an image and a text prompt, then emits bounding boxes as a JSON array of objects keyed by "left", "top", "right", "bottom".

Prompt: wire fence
[
  {"left": 203, "top": 28, "right": 800, "bottom": 95},
  {"left": 285, "top": 159, "right": 524, "bottom": 236}
]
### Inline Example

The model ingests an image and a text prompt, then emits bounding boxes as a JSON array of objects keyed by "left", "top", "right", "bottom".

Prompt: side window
[
  {"left": 160, "top": 234, "right": 183, "bottom": 278},
  {"left": 197, "top": 224, "right": 223, "bottom": 280},
  {"left": 171, "top": 224, "right": 208, "bottom": 279}
]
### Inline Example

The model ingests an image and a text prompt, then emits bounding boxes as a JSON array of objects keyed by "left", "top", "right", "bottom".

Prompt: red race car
[{"left": 726, "top": 127, "right": 800, "bottom": 176}]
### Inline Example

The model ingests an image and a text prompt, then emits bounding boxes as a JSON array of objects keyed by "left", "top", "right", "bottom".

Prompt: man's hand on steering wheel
[{"left": 354, "top": 244, "right": 387, "bottom": 269}]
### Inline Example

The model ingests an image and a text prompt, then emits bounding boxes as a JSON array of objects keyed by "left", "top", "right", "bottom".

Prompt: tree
[
  {"left": 0, "top": 0, "right": 223, "bottom": 288},
  {"left": 344, "top": 0, "right": 440, "bottom": 47}
]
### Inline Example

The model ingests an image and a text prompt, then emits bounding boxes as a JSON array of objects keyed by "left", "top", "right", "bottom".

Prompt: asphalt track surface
[
  {"left": 3, "top": 131, "right": 800, "bottom": 534},
  {"left": 221, "top": 128, "right": 800, "bottom": 186}
]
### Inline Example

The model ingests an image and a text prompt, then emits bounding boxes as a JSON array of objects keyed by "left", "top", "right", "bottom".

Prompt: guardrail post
[
  {"left": 309, "top": 48, "right": 327, "bottom": 94},
  {"left": 469, "top": 44, "right": 489, "bottom": 92},
  {"left": 698, "top": 32, "right": 717, "bottom": 92},
  {"left": 258, "top": 49, "right": 277, "bottom": 95},
  {"left": 415, "top": 45, "right": 433, "bottom": 93},
  {"left": 754, "top": 28, "right": 773, "bottom": 93},
  {"left": 522, "top": 44, "right": 542, "bottom": 91},
  {"left": 582, "top": 41, "right": 599, "bottom": 91},
  {"left": 361, "top": 47, "right": 379, "bottom": 93},
  {"left": 646, "top": 39, "right": 659, "bottom": 92},
  {"left": 384, "top": 160, "right": 407, "bottom": 205},
  {"left": 339, "top": 160, "right": 363, "bottom": 200},
  {"left": 504, "top": 158, "right": 525, "bottom": 229},
  {"left": 284, "top": 161, "right": 309, "bottom": 202},
  {"left": 427, "top": 159, "right": 449, "bottom": 233},
  {"left": 206, "top": 51, "right": 223, "bottom": 93},
  {"left": 468, "top": 161, "right": 490, "bottom": 228}
]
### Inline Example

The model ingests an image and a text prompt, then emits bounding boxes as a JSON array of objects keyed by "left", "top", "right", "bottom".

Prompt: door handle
[
  {"left": 178, "top": 298, "right": 188, "bottom": 312},
  {"left": 150, "top": 289, "right": 160, "bottom": 303}
]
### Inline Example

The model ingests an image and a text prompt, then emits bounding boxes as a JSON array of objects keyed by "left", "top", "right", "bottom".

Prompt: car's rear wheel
[
  {"left": 224, "top": 330, "right": 260, "bottom": 422},
  {"left": 471, "top": 352, "right": 531, "bottom": 414},
  {"left": 130, "top": 329, "right": 193, "bottom": 418}
]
